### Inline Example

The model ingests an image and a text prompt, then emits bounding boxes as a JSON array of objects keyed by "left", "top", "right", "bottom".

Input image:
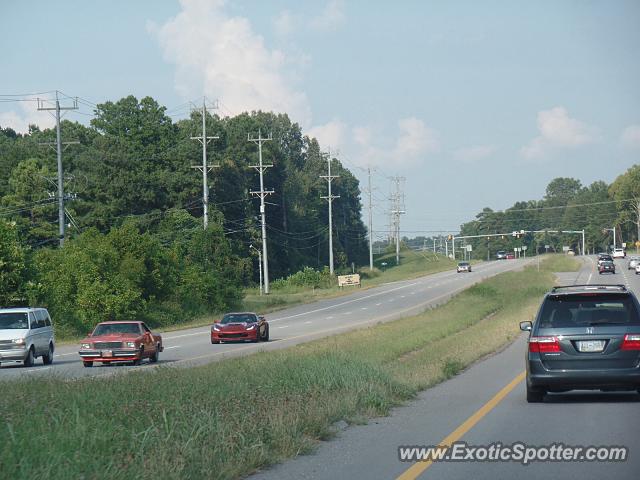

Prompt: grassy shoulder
[{"left": 0, "top": 255, "right": 569, "bottom": 479}]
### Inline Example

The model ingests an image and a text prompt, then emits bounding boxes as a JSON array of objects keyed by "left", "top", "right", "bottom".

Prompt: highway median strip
[{"left": 0, "top": 255, "right": 578, "bottom": 480}]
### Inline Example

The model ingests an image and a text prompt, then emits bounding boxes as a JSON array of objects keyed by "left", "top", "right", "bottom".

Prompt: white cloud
[
  {"left": 393, "top": 117, "right": 440, "bottom": 159},
  {"left": 0, "top": 101, "right": 55, "bottom": 134},
  {"left": 273, "top": 10, "right": 294, "bottom": 37},
  {"left": 520, "top": 106, "right": 597, "bottom": 159},
  {"left": 149, "top": 0, "right": 312, "bottom": 126},
  {"left": 310, "top": 0, "right": 345, "bottom": 31},
  {"left": 621, "top": 124, "right": 640, "bottom": 149},
  {"left": 453, "top": 145, "right": 496, "bottom": 162},
  {"left": 307, "top": 119, "right": 347, "bottom": 150}
]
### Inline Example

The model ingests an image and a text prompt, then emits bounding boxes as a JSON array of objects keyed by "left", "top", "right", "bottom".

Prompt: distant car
[
  {"left": 628, "top": 257, "right": 640, "bottom": 270},
  {"left": 0, "top": 308, "right": 55, "bottom": 367},
  {"left": 636, "top": 264, "right": 640, "bottom": 275},
  {"left": 78, "top": 321, "right": 163, "bottom": 367},
  {"left": 520, "top": 284, "right": 640, "bottom": 402},
  {"left": 598, "top": 260, "right": 616, "bottom": 274},
  {"left": 597, "top": 254, "right": 613, "bottom": 266},
  {"left": 211, "top": 312, "right": 269, "bottom": 344},
  {"left": 506, "top": 253, "right": 516, "bottom": 259},
  {"left": 613, "top": 248, "right": 626, "bottom": 259},
  {"left": 496, "top": 251, "right": 508, "bottom": 260},
  {"left": 457, "top": 261, "right": 471, "bottom": 273}
]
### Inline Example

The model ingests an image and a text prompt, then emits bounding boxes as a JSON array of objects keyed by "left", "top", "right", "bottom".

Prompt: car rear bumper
[{"left": 528, "top": 358, "right": 640, "bottom": 390}]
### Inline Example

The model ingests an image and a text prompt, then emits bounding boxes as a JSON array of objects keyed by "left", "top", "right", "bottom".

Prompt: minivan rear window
[
  {"left": 539, "top": 293, "right": 640, "bottom": 327},
  {"left": 0, "top": 313, "right": 29, "bottom": 329}
]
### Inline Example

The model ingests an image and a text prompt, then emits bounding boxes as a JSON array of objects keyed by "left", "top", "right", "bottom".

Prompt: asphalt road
[
  {"left": 0, "top": 258, "right": 531, "bottom": 380},
  {"left": 251, "top": 255, "right": 640, "bottom": 480}
]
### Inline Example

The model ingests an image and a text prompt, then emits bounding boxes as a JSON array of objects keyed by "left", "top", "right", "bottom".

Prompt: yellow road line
[{"left": 396, "top": 371, "right": 526, "bottom": 480}]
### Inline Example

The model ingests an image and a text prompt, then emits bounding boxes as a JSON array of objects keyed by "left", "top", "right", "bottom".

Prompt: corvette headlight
[
  {"left": 213, "top": 324, "right": 221, "bottom": 331},
  {"left": 126, "top": 342, "right": 136, "bottom": 348},
  {"left": 12, "top": 338, "right": 25, "bottom": 345},
  {"left": 81, "top": 343, "right": 91, "bottom": 349},
  {"left": 246, "top": 324, "right": 256, "bottom": 331}
]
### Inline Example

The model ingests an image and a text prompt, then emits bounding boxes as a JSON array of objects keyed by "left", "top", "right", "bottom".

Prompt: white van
[
  {"left": 613, "top": 248, "right": 626, "bottom": 259},
  {"left": 0, "top": 308, "right": 55, "bottom": 367}
]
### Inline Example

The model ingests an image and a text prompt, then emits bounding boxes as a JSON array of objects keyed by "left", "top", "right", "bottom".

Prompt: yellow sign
[
  {"left": 338, "top": 274, "right": 361, "bottom": 287},
  {"left": 636, "top": 241, "right": 640, "bottom": 248}
]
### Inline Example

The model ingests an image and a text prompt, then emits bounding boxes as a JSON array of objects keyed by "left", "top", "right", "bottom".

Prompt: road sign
[
  {"left": 466, "top": 245, "right": 472, "bottom": 251},
  {"left": 622, "top": 242, "right": 627, "bottom": 248},
  {"left": 522, "top": 246, "right": 528, "bottom": 251},
  {"left": 636, "top": 241, "right": 640, "bottom": 248},
  {"left": 562, "top": 246, "right": 570, "bottom": 252}
]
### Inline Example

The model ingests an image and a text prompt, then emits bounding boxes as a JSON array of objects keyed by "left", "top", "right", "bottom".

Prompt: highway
[
  {"left": 251, "top": 256, "right": 640, "bottom": 480},
  {"left": 0, "top": 258, "right": 531, "bottom": 380}
]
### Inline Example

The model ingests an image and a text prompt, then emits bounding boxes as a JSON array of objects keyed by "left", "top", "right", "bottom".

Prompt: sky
[{"left": 2, "top": 0, "right": 640, "bottom": 240}]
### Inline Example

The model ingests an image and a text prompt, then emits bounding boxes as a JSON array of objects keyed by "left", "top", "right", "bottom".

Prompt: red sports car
[
  {"left": 78, "top": 321, "right": 163, "bottom": 367},
  {"left": 211, "top": 312, "right": 269, "bottom": 344}
]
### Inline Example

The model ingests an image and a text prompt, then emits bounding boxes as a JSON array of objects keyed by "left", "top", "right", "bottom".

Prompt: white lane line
[
  {"left": 343, "top": 311, "right": 353, "bottom": 315},
  {"left": 388, "top": 299, "right": 395, "bottom": 302},
  {"left": 164, "top": 345, "right": 181, "bottom": 350},
  {"left": 56, "top": 352, "right": 76, "bottom": 357},
  {"left": 361, "top": 307, "right": 368, "bottom": 310},
  {"left": 268, "top": 282, "right": 418, "bottom": 323},
  {"left": 304, "top": 321, "right": 312, "bottom": 325},
  {"left": 375, "top": 303, "right": 382, "bottom": 306},
  {"left": 400, "top": 295, "right": 406, "bottom": 298},
  {"left": 277, "top": 325, "right": 289, "bottom": 329},
  {"left": 165, "top": 331, "right": 208, "bottom": 340},
  {"left": 326, "top": 316, "right": 334, "bottom": 320}
]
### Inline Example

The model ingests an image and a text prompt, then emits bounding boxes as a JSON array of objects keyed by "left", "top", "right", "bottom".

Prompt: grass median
[{"left": 0, "top": 255, "right": 579, "bottom": 480}]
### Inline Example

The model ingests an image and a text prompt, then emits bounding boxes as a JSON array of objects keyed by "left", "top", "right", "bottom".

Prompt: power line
[{"left": 320, "top": 149, "right": 339, "bottom": 275}]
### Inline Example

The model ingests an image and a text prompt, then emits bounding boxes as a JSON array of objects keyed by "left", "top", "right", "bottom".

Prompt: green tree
[{"left": 0, "top": 220, "right": 28, "bottom": 305}]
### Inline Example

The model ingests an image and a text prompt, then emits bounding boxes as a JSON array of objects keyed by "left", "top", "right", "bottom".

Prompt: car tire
[
  {"left": 150, "top": 345, "right": 160, "bottom": 363},
  {"left": 23, "top": 347, "right": 35, "bottom": 367},
  {"left": 263, "top": 325, "right": 270, "bottom": 342},
  {"left": 526, "top": 382, "right": 545, "bottom": 403},
  {"left": 42, "top": 344, "right": 54, "bottom": 365},
  {"left": 83, "top": 361, "right": 93, "bottom": 368},
  {"left": 211, "top": 338, "right": 220, "bottom": 344}
]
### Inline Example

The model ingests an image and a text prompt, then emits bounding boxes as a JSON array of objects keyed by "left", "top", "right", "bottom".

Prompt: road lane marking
[
  {"left": 25, "top": 367, "right": 52, "bottom": 373},
  {"left": 164, "top": 345, "right": 181, "bottom": 350},
  {"left": 277, "top": 325, "right": 289, "bottom": 329},
  {"left": 361, "top": 307, "right": 368, "bottom": 310},
  {"left": 268, "top": 282, "right": 418, "bottom": 323},
  {"left": 375, "top": 303, "right": 382, "bottom": 306},
  {"left": 396, "top": 371, "right": 526, "bottom": 480},
  {"left": 304, "top": 321, "right": 312, "bottom": 325}
]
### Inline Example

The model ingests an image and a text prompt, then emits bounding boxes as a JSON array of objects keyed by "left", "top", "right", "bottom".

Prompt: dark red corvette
[{"left": 211, "top": 312, "right": 269, "bottom": 344}]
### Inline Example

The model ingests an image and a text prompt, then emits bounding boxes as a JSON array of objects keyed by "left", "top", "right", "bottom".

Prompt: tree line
[
  {"left": 453, "top": 172, "right": 640, "bottom": 259},
  {"left": 0, "top": 95, "right": 368, "bottom": 334}
]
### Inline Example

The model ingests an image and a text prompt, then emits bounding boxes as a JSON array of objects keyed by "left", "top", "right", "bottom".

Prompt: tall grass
[{"left": 0, "top": 256, "right": 566, "bottom": 479}]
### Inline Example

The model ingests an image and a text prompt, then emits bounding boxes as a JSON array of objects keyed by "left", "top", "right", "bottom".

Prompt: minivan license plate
[
  {"left": 102, "top": 350, "right": 113, "bottom": 357},
  {"left": 576, "top": 340, "right": 605, "bottom": 353}
]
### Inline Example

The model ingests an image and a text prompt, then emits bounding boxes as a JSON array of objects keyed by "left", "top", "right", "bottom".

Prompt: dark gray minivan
[
  {"left": 0, "top": 308, "right": 55, "bottom": 367},
  {"left": 520, "top": 285, "right": 640, "bottom": 402}
]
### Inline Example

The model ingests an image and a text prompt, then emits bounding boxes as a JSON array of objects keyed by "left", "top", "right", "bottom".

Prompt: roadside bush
[{"left": 272, "top": 266, "right": 333, "bottom": 290}]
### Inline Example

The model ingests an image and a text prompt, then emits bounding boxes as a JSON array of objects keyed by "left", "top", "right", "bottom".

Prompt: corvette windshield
[
  {"left": 221, "top": 314, "right": 256, "bottom": 324},
  {"left": 0, "top": 313, "right": 29, "bottom": 330},
  {"left": 93, "top": 323, "right": 141, "bottom": 335}
]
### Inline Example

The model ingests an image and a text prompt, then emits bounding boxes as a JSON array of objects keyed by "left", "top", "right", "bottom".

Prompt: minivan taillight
[
  {"left": 621, "top": 334, "right": 640, "bottom": 351},
  {"left": 529, "top": 336, "right": 561, "bottom": 353}
]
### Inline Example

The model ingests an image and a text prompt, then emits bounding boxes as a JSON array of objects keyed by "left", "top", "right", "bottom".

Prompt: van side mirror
[{"left": 519, "top": 321, "right": 532, "bottom": 332}]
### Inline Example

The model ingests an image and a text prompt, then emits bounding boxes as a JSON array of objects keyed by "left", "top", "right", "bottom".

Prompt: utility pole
[
  {"left": 249, "top": 244, "right": 263, "bottom": 296},
  {"left": 190, "top": 97, "right": 219, "bottom": 229},
  {"left": 248, "top": 130, "right": 273, "bottom": 294},
  {"left": 321, "top": 151, "right": 340, "bottom": 275},
  {"left": 37, "top": 91, "right": 78, "bottom": 247},
  {"left": 390, "top": 176, "right": 406, "bottom": 265},
  {"left": 367, "top": 167, "right": 374, "bottom": 270}
]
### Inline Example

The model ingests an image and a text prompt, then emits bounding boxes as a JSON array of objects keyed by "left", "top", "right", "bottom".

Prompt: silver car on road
[{"left": 0, "top": 308, "right": 55, "bottom": 367}]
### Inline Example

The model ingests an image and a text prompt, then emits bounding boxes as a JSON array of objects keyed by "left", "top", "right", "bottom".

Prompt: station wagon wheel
[
  {"left": 149, "top": 344, "right": 160, "bottom": 363},
  {"left": 23, "top": 347, "right": 35, "bottom": 367},
  {"left": 43, "top": 344, "right": 54, "bottom": 365},
  {"left": 83, "top": 361, "right": 93, "bottom": 368}
]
